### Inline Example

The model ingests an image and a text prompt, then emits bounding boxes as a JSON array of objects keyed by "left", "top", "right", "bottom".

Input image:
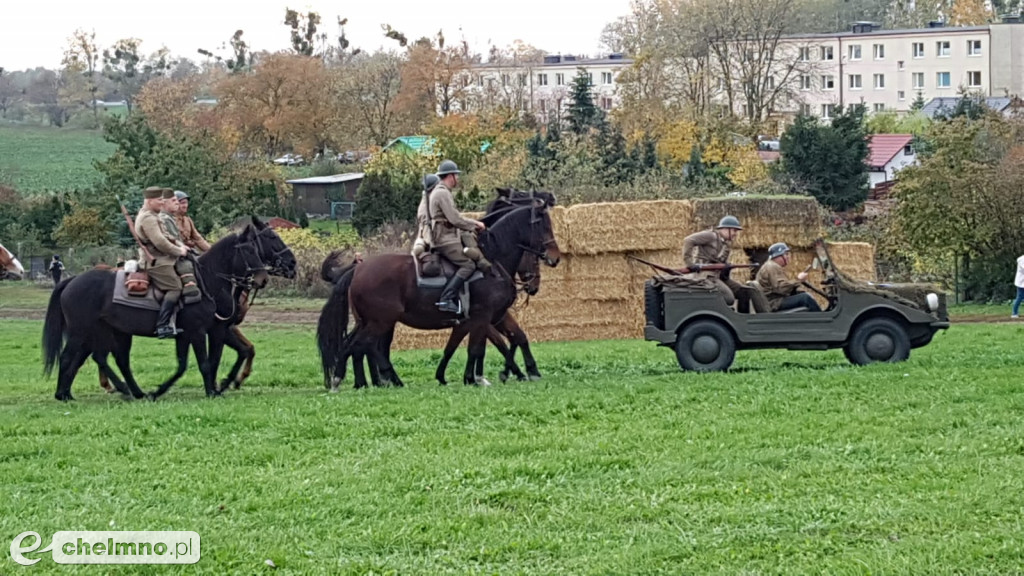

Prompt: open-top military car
[{"left": 642, "top": 238, "right": 950, "bottom": 372}]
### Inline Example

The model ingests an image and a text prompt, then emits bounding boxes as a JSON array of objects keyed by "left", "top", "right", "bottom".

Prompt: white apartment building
[
  {"left": 762, "top": 20, "right": 1024, "bottom": 120},
  {"left": 460, "top": 54, "right": 633, "bottom": 122}
]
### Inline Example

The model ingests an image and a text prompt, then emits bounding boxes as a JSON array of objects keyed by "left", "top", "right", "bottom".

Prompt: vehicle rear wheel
[
  {"left": 675, "top": 320, "right": 736, "bottom": 372},
  {"left": 844, "top": 317, "right": 910, "bottom": 366}
]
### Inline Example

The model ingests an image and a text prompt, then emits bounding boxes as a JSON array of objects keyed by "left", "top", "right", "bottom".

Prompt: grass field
[
  {"left": 0, "top": 123, "right": 114, "bottom": 193},
  {"left": 1, "top": 298, "right": 1024, "bottom": 573}
]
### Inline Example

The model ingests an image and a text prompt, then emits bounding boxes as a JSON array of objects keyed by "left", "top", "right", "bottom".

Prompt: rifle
[
  {"left": 627, "top": 254, "right": 760, "bottom": 276},
  {"left": 117, "top": 194, "right": 154, "bottom": 263}
]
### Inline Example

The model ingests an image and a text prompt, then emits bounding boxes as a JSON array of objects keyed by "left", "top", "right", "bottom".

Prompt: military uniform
[
  {"left": 173, "top": 190, "right": 211, "bottom": 252},
  {"left": 136, "top": 186, "right": 186, "bottom": 338},
  {"left": 158, "top": 189, "right": 199, "bottom": 300},
  {"left": 681, "top": 228, "right": 744, "bottom": 305},
  {"left": 429, "top": 181, "right": 480, "bottom": 278},
  {"left": 756, "top": 243, "right": 822, "bottom": 312}
]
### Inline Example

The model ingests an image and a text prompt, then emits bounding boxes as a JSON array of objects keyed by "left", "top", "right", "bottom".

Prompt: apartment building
[
  {"left": 768, "top": 20, "right": 1024, "bottom": 120},
  {"left": 460, "top": 53, "right": 633, "bottom": 121}
]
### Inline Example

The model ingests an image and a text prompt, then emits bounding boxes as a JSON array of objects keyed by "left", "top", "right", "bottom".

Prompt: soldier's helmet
[
  {"left": 437, "top": 159, "right": 461, "bottom": 176},
  {"left": 716, "top": 215, "right": 743, "bottom": 230},
  {"left": 174, "top": 190, "right": 190, "bottom": 200},
  {"left": 768, "top": 242, "right": 791, "bottom": 259},
  {"left": 423, "top": 173, "right": 440, "bottom": 192}
]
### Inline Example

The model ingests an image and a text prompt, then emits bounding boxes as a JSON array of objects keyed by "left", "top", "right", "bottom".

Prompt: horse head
[
  {"left": 482, "top": 202, "right": 561, "bottom": 274},
  {"left": 0, "top": 242, "right": 24, "bottom": 280},
  {"left": 248, "top": 216, "right": 297, "bottom": 280}
]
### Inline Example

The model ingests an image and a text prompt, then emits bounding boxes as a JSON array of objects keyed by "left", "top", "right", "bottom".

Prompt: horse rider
[
  {"left": 136, "top": 186, "right": 190, "bottom": 339},
  {"left": 160, "top": 189, "right": 200, "bottom": 301},
  {"left": 756, "top": 242, "right": 822, "bottom": 312},
  {"left": 412, "top": 174, "right": 440, "bottom": 259},
  {"left": 681, "top": 215, "right": 745, "bottom": 306},
  {"left": 174, "top": 190, "right": 211, "bottom": 253},
  {"left": 428, "top": 159, "right": 487, "bottom": 314}
]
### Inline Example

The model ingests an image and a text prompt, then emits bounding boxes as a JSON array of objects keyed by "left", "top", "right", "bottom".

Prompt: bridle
[{"left": 254, "top": 226, "right": 293, "bottom": 276}]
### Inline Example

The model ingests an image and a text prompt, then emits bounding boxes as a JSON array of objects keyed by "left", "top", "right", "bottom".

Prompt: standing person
[
  {"left": 48, "top": 255, "right": 64, "bottom": 285},
  {"left": 1012, "top": 254, "right": 1024, "bottom": 319}
]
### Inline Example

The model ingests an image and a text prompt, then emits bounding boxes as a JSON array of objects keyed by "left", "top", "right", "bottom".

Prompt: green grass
[
  {"left": 2, "top": 317, "right": 1024, "bottom": 574},
  {"left": 0, "top": 282, "right": 52, "bottom": 309},
  {"left": 0, "top": 124, "right": 114, "bottom": 193}
]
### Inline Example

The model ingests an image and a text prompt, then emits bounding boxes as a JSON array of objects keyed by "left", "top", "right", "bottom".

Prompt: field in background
[{"left": 0, "top": 123, "right": 115, "bottom": 193}]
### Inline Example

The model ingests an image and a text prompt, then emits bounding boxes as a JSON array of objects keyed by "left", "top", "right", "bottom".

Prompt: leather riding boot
[
  {"left": 437, "top": 275, "right": 467, "bottom": 314},
  {"left": 156, "top": 294, "right": 182, "bottom": 339}
]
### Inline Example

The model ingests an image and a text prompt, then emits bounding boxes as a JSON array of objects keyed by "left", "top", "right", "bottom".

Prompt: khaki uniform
[
  {"left": 681, "top": 228, "right": 744, "bottom": 305},
  {"left": 176, "top": 214, "right": 211, "bottom": 252},
  {"left": 756, "top": 260, "right": 802, "bottom": 311},
  {"left": 415, "top": 193, "right": 431, "bottom": 249},
  {"left": 428, "top": 182, "right": 479, "bottom": 279},
  {"left": 135, "top": 207, "right": 183, "bottom": 292}
]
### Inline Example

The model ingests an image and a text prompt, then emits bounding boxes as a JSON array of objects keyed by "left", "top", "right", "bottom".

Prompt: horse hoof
[
  {"left": 233, "top": 381, "right": 243, "bottom": 390},
  {"left": 474, "top": 376, "right": 492, "bottom": 387},
  {"left": 146, "top": 393, "right": 158, "bottom": 402},
  {"left": 499, "top": 372, "right": 509, "bottom": 383},
  {"left": 528, "top": 374, "right": 542, "bottom": 381},
  {"left": 119, "top": 393, "right": 134, "bottom": 402},
  {"left": 329, "top": 385, "right": 339, "bottom": 393}
]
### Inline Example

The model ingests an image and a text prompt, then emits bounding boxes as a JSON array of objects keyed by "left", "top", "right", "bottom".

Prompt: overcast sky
[{"left": 1, "top": 0, "right": 633, "bottom": 71}]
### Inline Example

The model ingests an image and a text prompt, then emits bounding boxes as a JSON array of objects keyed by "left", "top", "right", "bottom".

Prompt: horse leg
[
  {"left": 361, "top": 322, "right": 400, "bottom": 387},
  {"left": 379, "top": 327, "right": 400, "bottom": 387},
  {"left": 489, "top": 324, "right": 525, "bottom": 383},
  {"left": 99, "top": 369, "right": 114, "bottom": 393},
  {"left": 55, "top": 342, "right": 89, "bottom": 401},
  {"left": 218, "top": 326, "right": 250, "bottom": 392},
  {"left": 502, "top": 315, "right": 538, "bottom": 381},
  {"left": 90, "top": 350, "right": 132, "bottom": 398},
  {"left": 109, "top": 332, "right": 147, "bottom": 399},
  {"left": 149, "top": 335, "right": 191, "bottom": 400},
  {"left": 463, "top": 326, "right": 491, "bottom": 387},
  {"left": 207, "top": 326, "right": 228, "bottom": 395},
  {"left": 436, "top": 323, "right": 471, "bottom": 386},
  {"left": 232, "top": 325, "right": 255, "bottom": 389},
  {"left": 191, "top": 331, "right": 217, "bottom": 397}
]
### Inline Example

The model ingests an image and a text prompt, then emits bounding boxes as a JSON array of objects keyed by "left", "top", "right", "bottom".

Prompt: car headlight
[{"left": 926, "top": 293, "right": 939, "bottom": 312}]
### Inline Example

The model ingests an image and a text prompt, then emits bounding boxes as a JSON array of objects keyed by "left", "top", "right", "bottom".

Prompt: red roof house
[{"left": 866, "top": 134, "right": 916, "bottom": 189}]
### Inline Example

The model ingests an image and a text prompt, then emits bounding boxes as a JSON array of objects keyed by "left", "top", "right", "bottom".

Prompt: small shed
[{"left": 287, "top": 173, "right": 364, "bottom": 218}]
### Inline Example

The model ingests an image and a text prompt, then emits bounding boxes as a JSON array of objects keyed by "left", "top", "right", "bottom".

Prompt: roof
[
  {"left": 757, "top": 150, "right": 781, "bottom": 163},
  {"left": 383, "top": 135, "right": 437, "bottom": 154},
  {"left": 920, "top": 96, "right": 1012, "bottom": 118},
  {"left": 782, "top": 24, "right": 991, "bottom": 41},
  {"left": 286, "top": 173, "right": 365, "bottom": 185},
  {"left": 867, "top": 134, "right": 914, "bottom": 169},
  {"left": 266, "top": 217, "right": 299, "bottom": 229}
]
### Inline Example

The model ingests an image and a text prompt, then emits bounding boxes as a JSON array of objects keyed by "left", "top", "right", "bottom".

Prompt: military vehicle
[{"left": 641, "top": 239, "right": 950, "bottom": 372}]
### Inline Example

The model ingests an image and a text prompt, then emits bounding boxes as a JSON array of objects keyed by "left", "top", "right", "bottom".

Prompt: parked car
[{"left": 273, "top": 153, "right": 305, "bottom": 166}]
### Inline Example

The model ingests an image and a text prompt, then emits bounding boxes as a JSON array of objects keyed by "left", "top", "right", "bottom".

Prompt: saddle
[
  {"left": 412, "top": 251, "right": 484, "bottom": 317},
  {"left": 112, "top": 260, "right": 203, "bottom": 311}
]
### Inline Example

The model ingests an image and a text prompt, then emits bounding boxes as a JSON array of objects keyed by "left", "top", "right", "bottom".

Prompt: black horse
[{"left": 42, "top": 218, "right": 295, "bottom": 401}]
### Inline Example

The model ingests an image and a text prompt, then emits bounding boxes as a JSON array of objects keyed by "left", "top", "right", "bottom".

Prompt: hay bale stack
[
  {"left": 516, "top": 299, "right": 641, "bottom": 342},
  {"left": 553, "top": 254, "right": 635, "bottom": 301},
  {"left": 828, "top": 242, "right": 876, "bottom": 282},
  {"left": 691, "top": 197, "right": 822, "bottom": 249},
  {"left": 392, "top": 326, "right": 453, "bottom": 351},
  {"left": 561, "top": 200, "right": 694, "bottom": 255}
]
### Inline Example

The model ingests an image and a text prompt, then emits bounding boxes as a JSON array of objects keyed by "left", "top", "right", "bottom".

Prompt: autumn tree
[
  {"left": 949, "top": 0, "right": 991, "bottom": 26},
  {"left": 62, "top": 29, "right": 101, "bottom": 122},
  {"left": 474, "top": 42, "right": 545, "bottom": 118},
  {"left": 103, "top": 38, "right": 174, "bottom": 115},
  {"left": 336, "top": 51, "right": 404, "bottom": 147},
  {"left": 198, "top": 30, "right": 254, "bottom": 74},
  {"left": 0, "top": 67, "right": 26, "bottom": 119}
]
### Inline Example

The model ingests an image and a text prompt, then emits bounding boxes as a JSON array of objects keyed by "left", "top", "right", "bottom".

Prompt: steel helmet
[
  {"left": 716, "top": 215, "right": 743, "bottom": 230},
  {"left": 437, "top": 159, "right": 461, "bottom": 176},
  {"left": 768, "top": 242, "right": 791, "bottom": 259},
  {"left": 422, "top": 173, "right": 440, "bottom": 192},
  {"left": 174, "top": 190, "right": 190, "bottom": 200}
]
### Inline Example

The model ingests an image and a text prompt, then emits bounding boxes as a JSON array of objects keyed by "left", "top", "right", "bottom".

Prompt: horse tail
[
  {"left": 316, "top": 267, "right": 354, "bottom": 386},
  {"left": 42, "top": 278, "right": 71, "bottom": 377}
]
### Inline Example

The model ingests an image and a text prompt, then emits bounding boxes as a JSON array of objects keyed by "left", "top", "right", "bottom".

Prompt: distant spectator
[
  {"left": 48, "top": 255, "right": 64, "bottom": 285},
  {"left": 1013, "top": 255, "right": 1024, "bottom": 319}
]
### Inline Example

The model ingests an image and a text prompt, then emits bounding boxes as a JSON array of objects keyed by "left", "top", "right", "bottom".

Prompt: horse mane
[{"left": 478, "top": 204, "right": 539, "bottom": 261}]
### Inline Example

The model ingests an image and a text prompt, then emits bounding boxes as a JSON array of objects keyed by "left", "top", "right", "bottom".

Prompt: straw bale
[
  {"left": 392, "top": 326, "right": 453, "bottom": 351},
  {"left": 560, "top": 253, "right": 634, "bottom": 301},
  {"left": 691, "top": 197, "right": 822, "bottom": 249},
  {"left": 561, "top": 200, "right": 695, "bottom": 255},
  {"left": 827, "top": 241, "right": 876, "bottom": 282}
]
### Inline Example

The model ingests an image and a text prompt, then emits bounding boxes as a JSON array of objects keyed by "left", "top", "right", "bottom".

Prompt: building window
[
  {"left": 601, "top": 72, "right": 613, "bottom": 84},
  {"left": 821, "top": 46, "right": 834, "bottom": 60},
  {"left": 800, "top": 103, "right": 811, "bottom": 115},
  {"left": 822, "top": 75, "right": 835, "bottom": 89},
  {"left": 556, "top": 73, "right": 564, "bottom": 85},
  {"left": 539, "top": 100, "right": 547, "bottom": 112},
  {"left": 538, "top": 73, "right": 548, "bottom": 86},
  {"left": 799, "top": 47, "right": 810, "bottom": 61},
  {"left": 767, "top": 76, "right": 776, "bottom": 90},
  {"left": 898, "top": 90, "right": 906, "bottom": 101},
  {"left": 600, "top": 97, "right": 613, "bottom": 110},
  {"left": 587, "top": 72, "right": 594, "bottom": 86},
  {"left": 501, "top": 74, "right": 509, "bottom": 87},
  {"left": 898, "top": 60, "right": 905, "bottom": 70},
  {"left": 849, "top": 45, "right": 862, "bottom": 60},
  {"left": 913, "top": 42, "right": 924, "bottom": 58},
  {"left": 968, "top": 39, "right": 982, "bottom": 56},
  {"left": 904, "top": 144, "right": 914, "bottom": 156},
  {"left": 518, "top": 74, "right": 527, "bottom": 86},
  {"left": 849, "top": 74, "right": 862, "bottom": 89},
  {"left": 936, "top": 41, "right": 950, "bottom": 57},
  {"left": 912, "top": 72, "right": 924, "bottom": 89},
  {"left": 874, "top": 103, "right": 885, "bottom": 112},
  {"left": 800, "top": 75, "right": 811, "bottom": 90},
  {"left": 873, "top": 44, "right": 885, "bottom": 60},
  {"left": 968, "top": 70, "right": 982, "bottom": 87},
  {"left": 821, "top": 104, "right": 835, "bottom": 119},
  {"left": 874, "top": 74, "right": 885, "bottom": 89},
  {"left": 937, "top": 71, "right": 951, "bottom": 88}
]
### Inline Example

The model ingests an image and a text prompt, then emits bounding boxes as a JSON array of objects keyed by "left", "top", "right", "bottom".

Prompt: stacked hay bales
[{"left": 389, "top": 196, "right": 877, "bottom": 349}]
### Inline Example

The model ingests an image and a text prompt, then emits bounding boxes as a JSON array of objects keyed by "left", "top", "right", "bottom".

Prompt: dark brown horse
[{"left": 317, "top": 201, "right": 561, "bottom": 387}]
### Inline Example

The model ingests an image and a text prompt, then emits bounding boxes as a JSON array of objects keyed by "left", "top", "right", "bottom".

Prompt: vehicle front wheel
[
  {"left": 844, "top": 317, "right": 910, "bottom": 366},
  {"left": 674, "top": 320, "right": 736, "bottom": 372}
]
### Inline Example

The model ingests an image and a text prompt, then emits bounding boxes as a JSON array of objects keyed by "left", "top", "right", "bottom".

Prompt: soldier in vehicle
[
  {"left": 136, "top": 186, "right": 190, "bottom": 338},
  {"left": 681, "top": 215, "right": 745, "bottom": 306},
  {"left": 756, "top": 242, "right": 822, "bottom": 312},
  {"left": 428, "top": 159, "right": 487, "bottom": 314}
]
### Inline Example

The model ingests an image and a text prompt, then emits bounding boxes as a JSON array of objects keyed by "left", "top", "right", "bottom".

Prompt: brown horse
[
  {"left": 0, "top": 241, "right": 25, "bottom": 280},
  {"left": 317, "top": 201, "right": 561, "bottom": 387}
]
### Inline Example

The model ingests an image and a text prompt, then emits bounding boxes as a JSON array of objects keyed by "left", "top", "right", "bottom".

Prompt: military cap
[
  {"left": 161, "top": 188, "right": 176, "bottom": 199},
  {"left": 143, "top": 186, "right": 164, "bottom": 199}
]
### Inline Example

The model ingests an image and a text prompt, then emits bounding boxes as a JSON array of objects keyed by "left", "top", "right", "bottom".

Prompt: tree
[
  {"left": 27, "top": 69, "right": 75, "bottom": 127},
  {"left": 336, "top": 51, "right": 404, "bottom": 147},
  {"left": 63, "top": 29, "right": 101, "bottom": 122},
  {"left": 566, "top": 68, "right": 602, "bottom": 135},
  {"left": 284, "top": 8, "right": 321, "bottom": 56},
  {"left": 950, "top": 0, "right": 991, "bottom": 26},
  {"left": 779, "top": 105, "right": 869, "bottom": 211},
  {"left": 199, "top": 30, "right": 254, "bottom": 74},
  {"left": 0, "top": 68, "right": 25, "bottom": 118},
  {"left": 103, "top": 38, "right": 174, "bottom": 115}
]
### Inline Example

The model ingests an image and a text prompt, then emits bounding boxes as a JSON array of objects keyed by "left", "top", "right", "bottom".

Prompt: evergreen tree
[
  {"left": 350, "top": 170, "right": 419, "bottom": 236},
  {"left": 566, "top": 67, "right": 602, "bottom": 135},
  {"left": 779, "top": 104, "right": 869, "bottom": 211},
  {"left": 910, "top": 90, "right": 926, "bottom": 111},
  {"left": 640, "top": 133, "right": 659, "bottom": 172}
]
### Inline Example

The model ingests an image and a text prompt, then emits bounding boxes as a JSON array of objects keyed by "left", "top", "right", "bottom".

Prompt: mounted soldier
[
  {"left": 159, "top": 188, "right": 200, "bottom": 303},
  {"left": 412, "top": 174, "right": 440, "bottom": 259},
  {"left": 428, "top": 159, "right": 487, "bottom": 314},
  {"left": 136, "top": 186, "right": 190, "bottom": 338},
  {"left": 174, "top": 190, "right": 211, "bottom": 253},
  {"left": 681, "top": 215, "right": 745, "bottom": 306}
]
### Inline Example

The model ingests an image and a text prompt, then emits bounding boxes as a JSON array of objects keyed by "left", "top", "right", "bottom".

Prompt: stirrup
[{"left": 437, "top": 299, "right": 462, "bottom": 314}]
